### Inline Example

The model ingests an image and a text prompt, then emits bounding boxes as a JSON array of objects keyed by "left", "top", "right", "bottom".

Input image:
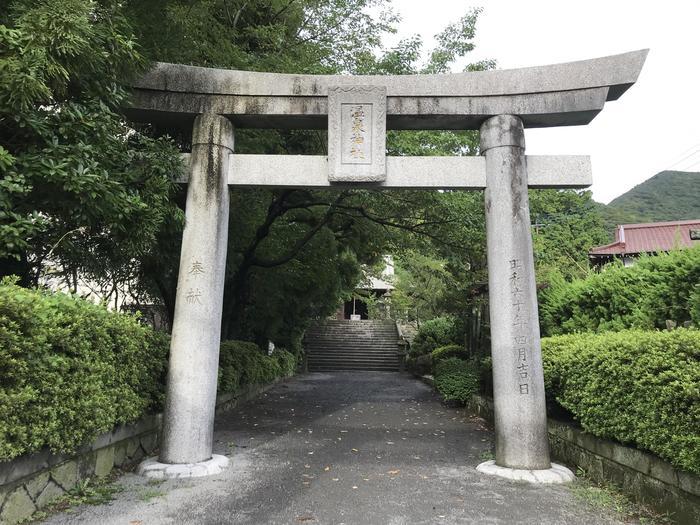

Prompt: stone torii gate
[{"left": 128, "top": 50, "right": 647, "bottom": 481}]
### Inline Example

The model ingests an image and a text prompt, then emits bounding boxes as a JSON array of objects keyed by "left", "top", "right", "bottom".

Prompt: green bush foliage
[
  {"left": 542, "top": 329, "right": 700, "bottom": 474},
  {"left": 410, "top": 316, "right": 458, "bottom": 357},
  {"left": 0, "top": 280, "right": 169, "bottom": 460},
  {"left": 273, "top": 348, "right": 298, "bottom": 377},
  {"left": 218, "top": 341, "right": 282, "bottom": 393},
  {"left": 406, "top": 353, "right": 433, "bottom": 376},
  {"left": 540, "top": 247, "right": 700, "bottom": 336},
  {"left": 0, "top": 282, "right": 298, "bottom": 461},
  {"left": 433, "top": 357, "right": 479, "bottom": 404},
  {"left": 431, "top": 344, "right": 468, "bottom": 363}
]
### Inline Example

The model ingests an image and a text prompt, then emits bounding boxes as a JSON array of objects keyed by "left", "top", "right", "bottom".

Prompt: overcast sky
[{"left": 385, "top": 0, "right": 700, "bottom": 203}]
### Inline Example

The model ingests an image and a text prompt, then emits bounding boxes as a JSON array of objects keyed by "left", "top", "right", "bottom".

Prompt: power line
[
  {"left": 671, "top": 142, "right": 700, "bottom": 159},
  {"left": 665, "top": 145, "right": 700, "bottom": 171},
  {"left": 676, "top": 158, "right": 700, "bottom": 172}
]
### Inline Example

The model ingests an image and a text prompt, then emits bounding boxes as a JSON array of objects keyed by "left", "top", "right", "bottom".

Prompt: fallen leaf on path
[
  {"left": 387, "top": 470, "right": 400, "bottom": 475},
  {"left": 351, "top": 448, "right": 358, "bottom": 452},
  {"left": 296, "top": 515, "right": 316, "bottom": 522}
]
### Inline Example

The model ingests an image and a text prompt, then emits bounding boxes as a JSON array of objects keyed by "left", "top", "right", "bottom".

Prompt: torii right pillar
[{"left": 478, "top": 114, "right": 574, "bottom": 483}]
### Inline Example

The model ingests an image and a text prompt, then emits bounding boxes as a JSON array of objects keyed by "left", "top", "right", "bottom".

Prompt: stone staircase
[{"left": 304, "top": 319, "right": 401, "bottom": 372}]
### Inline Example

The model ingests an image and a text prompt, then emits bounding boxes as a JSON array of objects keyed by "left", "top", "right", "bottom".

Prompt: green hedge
[
  {"left": 0, "top": 280, "right": 169, "bottom": 460},
  {"left": 273, "top": 348, "right": 298, "bottom": 377},
  {"left": 0, "top": 281, "right": 298, "bottom": 461},
  {"left": 433, "top": 357, "right": 479, "bottom": 404},
  {"left": 540, "top": 247, "right": 700, "bottom": 336},
  {"left": 218, "top": 341, "right": 297, "bottom": 393},
  {"left": 431, "top": 344, "right": 468, "bottom": 363},
  {"left": 409, "top": 316, "right": 458, "bottom": 357},
  {"left": 542, "top": 329, "right": 700, "bottom": 474}
]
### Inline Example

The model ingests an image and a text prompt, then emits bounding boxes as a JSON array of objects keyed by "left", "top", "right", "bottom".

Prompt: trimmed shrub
[
  {"left": 218, "top": 341, "right": 281, "bottom": 393},
  {"left": 410, "top": 316, "right": 458, "bottom": 357},
  {"left": 0, "top": 281, "right": 299, "bottom": 462},
  {"left": 542, "top": 329, "right": 700, "bottom": 474},
  {"left": 0, "top": 280, "right": 169, "bottom": 460},
  {"left": 477, "top": 355, "right": 493, "bottom": 396},
  {"left": 407, "top": 353, "right": 433, "bottom": 376},
  {"left": 540, "top": 247, "right": 700, "bottom": 336},
  {"left": 431, "top": 344, "right": 468, "bottom": 363},
  {"left": 433, "top": 357, "right": 479, "bottom": 404},
  {"left": 273, "top": 348, "right": 297, "bottom": 377}
]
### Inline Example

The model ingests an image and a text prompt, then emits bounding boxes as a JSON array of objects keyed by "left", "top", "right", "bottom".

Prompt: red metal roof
[{"left": 589, "top": 219, "right": 700, "bottom": 256}]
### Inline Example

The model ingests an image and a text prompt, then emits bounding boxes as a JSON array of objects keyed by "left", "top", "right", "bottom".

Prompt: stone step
[
  {"left": 305, "top": 332, "right": 398, "bottom": 338},
  {"left": 307, "top": 353, "right": 399, "bottom": 359},
  {"left": 308, "top": 356, "right": 398, "bottom": 362},
  {"left": 306, "top": 349, "right": 398, "bottom": 356},
  {"left": 308, "top": 354, "right": 398, "bottom": 358},
  {"left": 308, "top": 340, "right": 397, "bottom": 344},
  {"left": 308, "top": 357, "right": 399, "bottom": 366},
  {"left": 304, "top": 319, "right": 400, "bottom": 371},
  {"left": 305, "top": 336, "right": 398, "bottom": 340},
  {"left": 305, "top": 344, "right": 399, "bottom": 350},
  {"left": 308, "top": 366, "right": 398, "bottom": 372},
  {"left": 305, "top": 342, "right": 399, "bottom": 347}
]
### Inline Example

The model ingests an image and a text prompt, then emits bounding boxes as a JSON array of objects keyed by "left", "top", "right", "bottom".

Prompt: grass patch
[
  {"left": 146, "top": 478, "right": 165, "bottom": 487},
  {"left": 138, "top": 488, "right": 166, "bottom": 502},
  {"left": 478, "top": 450, "right": 495, "bottom": 461},
  {"left": 24, "top": 473, "right": 123, "bottom": 523},
  {"left": 569, "top": 467, "right": 672, "bottom": 524}
]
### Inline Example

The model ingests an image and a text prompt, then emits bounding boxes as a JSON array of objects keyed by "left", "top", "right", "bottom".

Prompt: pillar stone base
[
  {"left": 138, "top": 454, "right": 229, "bottom": 479},
  {"left": 476, "top": 460, "right": 575, "bottom": 484}
]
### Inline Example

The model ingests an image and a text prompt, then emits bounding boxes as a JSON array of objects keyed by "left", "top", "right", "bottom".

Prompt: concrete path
[{"left": 42, "top": 373, "right": 622, "bottom": 524}]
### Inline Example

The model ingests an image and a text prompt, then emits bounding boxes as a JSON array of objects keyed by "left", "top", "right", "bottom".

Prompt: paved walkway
[{"left": 43, "top": 373, "right": 622, "bottom": 524}]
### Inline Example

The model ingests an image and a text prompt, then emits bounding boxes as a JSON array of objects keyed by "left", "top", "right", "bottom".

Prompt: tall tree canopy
[
  {"left": 120, "top": 1, "right": 496, "bottom": 345},
  {"left": 0, "top": 0, "right": 183, "bottom": 293},
  {"left": 1, "top": 0, "right": 606, "bottom": 349}
]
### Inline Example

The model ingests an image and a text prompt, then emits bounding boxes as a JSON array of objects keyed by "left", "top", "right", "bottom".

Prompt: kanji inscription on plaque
[{"left": 328, "top": 86, "right": 386, "bottom": 182}]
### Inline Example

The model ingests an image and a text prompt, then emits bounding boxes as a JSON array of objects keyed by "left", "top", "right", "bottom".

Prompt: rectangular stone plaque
[{"left": 328, "top": 86, "right": 386, "bottom": 182}]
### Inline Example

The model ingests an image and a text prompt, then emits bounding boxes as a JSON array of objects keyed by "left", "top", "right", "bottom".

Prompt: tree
[
  {"left": 122, "top": 2, "right": 496, "bottom": 345},
  {"left": 0, "top": 0, "right": 183, "bottom": 293},
  {"left": 529, "top": 189, "right": 609, "bottom": 282},
  {"left": 390, "top": 251, "right": 452, "bottom": 324},
  {"left": 2, "top": 1, "right": 507, "bottom": 348}
]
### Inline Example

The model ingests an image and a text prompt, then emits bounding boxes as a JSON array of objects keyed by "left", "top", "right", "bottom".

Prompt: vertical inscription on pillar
[
  {"left": 509, "top": 258, "right": 530, "bottom": 394},
  {"left": 328, "top": 86, "right": 386, "bottom": 182},
  {"left": 185, "top": 258, "right": 206, "bottom": 306}
]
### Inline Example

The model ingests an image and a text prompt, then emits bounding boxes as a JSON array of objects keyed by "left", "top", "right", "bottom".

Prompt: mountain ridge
[{"left": 596, "top": 170, "right": 700, "bottom": 234}]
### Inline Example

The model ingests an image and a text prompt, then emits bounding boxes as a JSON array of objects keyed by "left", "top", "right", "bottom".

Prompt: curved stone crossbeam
[{"left": 125, "top": 50, "right": 647, "bottom": 131}]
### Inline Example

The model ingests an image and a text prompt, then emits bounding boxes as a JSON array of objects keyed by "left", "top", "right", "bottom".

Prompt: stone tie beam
[{"left": 125, "top": 50, "right": 647, "bottom": 482}]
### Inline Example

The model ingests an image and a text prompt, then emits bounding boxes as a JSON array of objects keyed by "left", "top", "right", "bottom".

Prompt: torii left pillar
[{"left": 139, "top": 113, "right": 233, "bottom": 478}]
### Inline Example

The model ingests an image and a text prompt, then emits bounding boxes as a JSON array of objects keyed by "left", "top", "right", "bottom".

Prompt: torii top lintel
[{"left": 125, "top": 49, "right": 647, "bottom": 131}]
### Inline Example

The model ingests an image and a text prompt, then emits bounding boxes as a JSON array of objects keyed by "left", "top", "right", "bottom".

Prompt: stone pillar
[
  {"left": 159, "top": 114, "right": 233, "bottom": 465},
  {"left": 480, "top": 115, "right": 550, "bottom": 471}
]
